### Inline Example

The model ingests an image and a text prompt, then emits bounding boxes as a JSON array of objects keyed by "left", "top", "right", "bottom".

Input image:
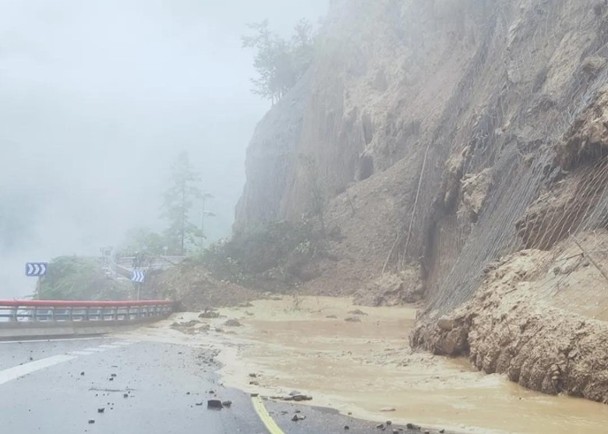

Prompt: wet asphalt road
[{"left": 0, "top": 336, "right": 440, "bottom": 434}]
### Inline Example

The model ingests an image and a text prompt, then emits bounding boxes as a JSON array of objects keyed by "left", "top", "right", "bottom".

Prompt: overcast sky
[{"left": 0, "top": 0, "right": 328, "bottom": 298}]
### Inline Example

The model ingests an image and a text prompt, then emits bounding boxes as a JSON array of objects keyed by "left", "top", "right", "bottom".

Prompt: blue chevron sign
[
  {"left": 25, "top": 262, "right": 48, "bottom": 277},
  {"left": 131, "top": 270, "right": 145, "bottom": 283}
]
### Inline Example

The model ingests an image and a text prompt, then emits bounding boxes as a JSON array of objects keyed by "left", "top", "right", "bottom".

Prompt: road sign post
[
  {"left": 131, "top": 270, "right": 145, "bottom": 283},
  {"left": 25, "top": 262, "right": 48, "bottom": 277},
  {"left": 131, "top": 270, "right": 145, "bottom": 301}
]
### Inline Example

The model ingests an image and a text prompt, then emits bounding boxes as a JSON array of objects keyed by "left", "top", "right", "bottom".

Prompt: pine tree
[{"left": 161, "top": 152, "right": 202, "bottom": 255}]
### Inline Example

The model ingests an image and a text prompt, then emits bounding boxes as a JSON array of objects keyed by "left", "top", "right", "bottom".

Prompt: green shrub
[
  {"left": 197, "top": 220, "right": 323, "bottom": 287},
  {"left": 37, "top": 256, "right": 132, "bottom": 300}
]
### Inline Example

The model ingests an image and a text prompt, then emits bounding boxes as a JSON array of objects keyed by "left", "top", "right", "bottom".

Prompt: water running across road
[{"left": 128, "top": 297, "right": 608, "bottom": 433}]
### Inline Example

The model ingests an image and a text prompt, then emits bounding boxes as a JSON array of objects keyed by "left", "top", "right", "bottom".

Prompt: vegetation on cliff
[
  {"left": 36, "top": 256, "right": 132, "bottom": 301},
  {"left": 242, "top": 19, "right": 316, "bottom": 103},
  {"left": 196, "top": 219, "right": 327, "bottom": 290}
]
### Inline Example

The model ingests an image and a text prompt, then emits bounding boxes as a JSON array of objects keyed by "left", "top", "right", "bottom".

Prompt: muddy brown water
[{"left": 125, "top": 297, "right": 608, "bottom": 434}]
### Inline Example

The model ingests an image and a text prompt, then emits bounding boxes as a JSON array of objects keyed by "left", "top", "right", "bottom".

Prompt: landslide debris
[
  {"left": 413, "top": 233, "right": 608, "bottom": 403},
  {"left": 354, "top": 268, "right": 424, "bottom": 307},
  {"left": 148, "top": 261, "right": 260, "bottom": 309}
]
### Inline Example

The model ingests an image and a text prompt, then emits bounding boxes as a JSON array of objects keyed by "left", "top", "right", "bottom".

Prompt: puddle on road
[{"left": 124, "top": 296, "right": 608, "bottom": 434}]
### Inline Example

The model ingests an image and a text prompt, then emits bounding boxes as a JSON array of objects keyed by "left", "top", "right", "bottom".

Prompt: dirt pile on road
[
  {"left": 413, "top": 231, "right": 608, "bottom": 403},
  {"left": 148, "top": 262, "right": 261, "bottom": 309},
  {"left": 353, "top": 268, "right": 424, "bottom": 306}
]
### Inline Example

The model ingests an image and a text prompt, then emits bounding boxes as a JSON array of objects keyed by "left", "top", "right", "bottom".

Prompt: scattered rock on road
[
  {"left": 221, "top": 400, "right": 232, "bottom": 407},
  {"left": 271, "top": 391, "right": 312, "bottom": 401},
  {"left": 291, "top": 394, "right": 312, "bottom": 402},
  {"left": 199, "top": 309, "right": 220, "bottom": 319},
  {"left": 207, "top": 400, "right": 223, "bottom": 410},
  {"left": 344, "top": 316, "right": 361, "bottom": 322},
  {"left": 224, "top": 319, "right": 242, "bottom": 327},
  {"left": 348, "top": 309, "right": 368, "bottom": 316}
]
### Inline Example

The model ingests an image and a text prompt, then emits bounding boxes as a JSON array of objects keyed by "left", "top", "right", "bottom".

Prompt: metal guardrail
[{"left": 0, "top": 300, "right": 173, "bottom": 324}]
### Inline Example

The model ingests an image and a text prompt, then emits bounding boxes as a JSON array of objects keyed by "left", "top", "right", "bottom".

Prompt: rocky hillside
[{"left": 235, "top": 0, "right": 608, "bottom": 400}]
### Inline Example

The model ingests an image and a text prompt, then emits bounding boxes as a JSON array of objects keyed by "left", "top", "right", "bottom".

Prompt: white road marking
[
  {"left": 82, "top": 347, "right": 106, "bottom": 352},
  {"left": 68, "top": 350, "right": 94, "bottom": 356},
  {"left": 0, "top": 355, "right": 76, "bottom": 385},
  {"left": 0, "top": 339, "right": 136, "bottom": 385}
]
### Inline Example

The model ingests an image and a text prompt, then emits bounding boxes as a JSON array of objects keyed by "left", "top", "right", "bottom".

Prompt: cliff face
[
  {"left": 234, "top": 74, "right": 312, "bottom": 229},
  {"left": 235, "top": 0, "right": 608, "bottom": 313}
]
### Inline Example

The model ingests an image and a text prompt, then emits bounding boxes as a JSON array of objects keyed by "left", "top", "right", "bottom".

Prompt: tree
[
  {"left": 161, "top": 152, "right": 202, "bottom": 255},
  {"left": 120, "top": 227, "right": 167, "bottom": 256},
  {"left": 299, "top": 154, "right": 327, "bottom": 234},
  {"left": 242, "top": 19, "right": 315, "bottom": 104},
  {"left": 37, "top": 256, "right": 131, "bottom": 301}
]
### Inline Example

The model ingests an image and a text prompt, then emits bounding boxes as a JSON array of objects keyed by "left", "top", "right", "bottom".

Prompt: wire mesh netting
[{"left": 389, "top": 2, "right": 608, "bottom": 313}]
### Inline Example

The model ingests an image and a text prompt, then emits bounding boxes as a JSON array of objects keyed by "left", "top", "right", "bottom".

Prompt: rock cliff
[{"left": 235, "top": 0, "right": 608, "bottom": 400}]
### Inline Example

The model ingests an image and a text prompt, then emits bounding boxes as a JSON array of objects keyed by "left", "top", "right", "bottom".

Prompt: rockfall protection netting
[{"left": 392, "top": 3, "right": 608, "bottom": 313}]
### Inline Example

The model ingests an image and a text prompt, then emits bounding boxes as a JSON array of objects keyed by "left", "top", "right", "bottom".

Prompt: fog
[{"left": 0, "top": 0, "right": 328, "bottom": 298}]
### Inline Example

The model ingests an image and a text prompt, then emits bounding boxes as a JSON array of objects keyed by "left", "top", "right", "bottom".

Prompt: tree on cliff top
[
  {"left": 161, "top": 152, "right": 202, "bottom": 255},
  {"left": 242, "top": 19, "right": 315, "bottom": 104}
]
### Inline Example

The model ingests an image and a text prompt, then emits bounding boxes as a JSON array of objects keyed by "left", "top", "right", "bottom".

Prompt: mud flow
[{"left": 126, "top": 297, "right": 608, "bottom": 433}]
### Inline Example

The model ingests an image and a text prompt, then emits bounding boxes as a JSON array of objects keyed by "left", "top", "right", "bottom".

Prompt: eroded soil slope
[{"left": 413, "top": 231, "right": 608, "bottom": 403}]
